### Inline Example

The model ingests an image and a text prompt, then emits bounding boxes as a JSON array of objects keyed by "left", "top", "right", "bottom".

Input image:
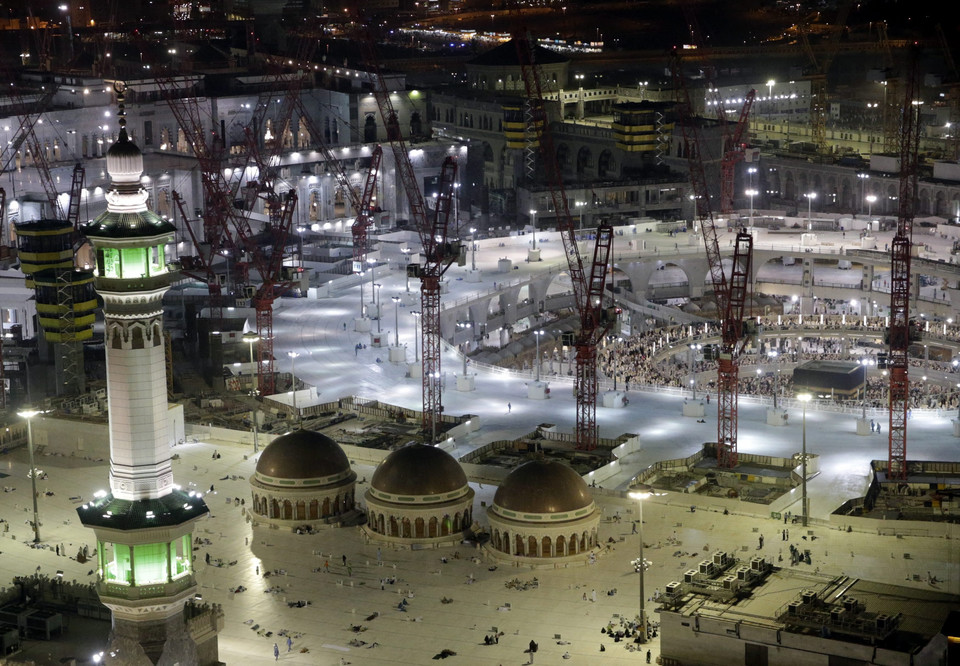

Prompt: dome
[
  {"left": 256, "top": 429, "right": 351, "bottom": 480},
  {"left": 494, "top": 460, "right": 593, "bottom": 514},
  {"left": 371, "top": 444, "right": 467, "bottom": 496},
  {"left": 106, "top": 128, "right": 144, "bottom": 185}
]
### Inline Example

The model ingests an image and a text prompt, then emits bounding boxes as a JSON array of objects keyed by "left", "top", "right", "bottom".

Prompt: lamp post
[
  {"left": 857, "top": 172, "right": 869, "bottom": 213},
  {"left": 766, "top": 80, "right": 775, "bottom": 118},
  {"left": 374, "top": 283, "right": 382, "bottom": 333},
  {"left": 288, "top": 351, "right": 300, "bottom": 425},
  {"left": 401, "top": 248, "right": 411, "bottom": 292},
  {"left": 392, "top": 295, "right": 401, "bottom": 347},
  {"left": 529, "top": 209, "right": 537, "bottom": 250},
  {"left": 746, "top": 189, "right": 758, "bottom": 228},
  {"left": 797, "top": 393, "right": 812, "bottom": 527},
  {"left": 18, "top": 408, "right": 43, "bottom": 543},
  {"left": 533, "top": 329, "right": 544, "bottom": 381},
  {"left": 367, "top": 257, "right": 376, "bottom": 316},
  {"left": 804, "top": 192, "right": 816, "bottom": 228},
  {"left": 243, "top": 332, "right": 261, "bottom": 452},
  {"left": 576, "top": 200, "right": 585, "bottom": 230},
  {"left": 629, "top": 485, "right": 653, "bottom": 644},
  {"left": 768, "top": 350, "right": 779, "bottom": 409},
  {"left": 866, "top": 194, "right": 877, "bottom": 220},
  {"left": 747, "top": 166, "right": 757, "bottom": 189},
  {"left": 469, "top": 227, "right": 477, "bottom": 270},
  {"left": 411, "top": 311, "right": 421, "bottom": 362},
  {"left": 688, "top": 343, "right": 701, "bottom": 398}
]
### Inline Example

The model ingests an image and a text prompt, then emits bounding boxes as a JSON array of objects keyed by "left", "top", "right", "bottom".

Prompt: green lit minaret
[{"left": 76, "top": 85, "right": 221, "bottom": 665}]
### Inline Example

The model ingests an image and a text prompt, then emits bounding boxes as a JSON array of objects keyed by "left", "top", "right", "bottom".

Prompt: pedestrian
[
  {"left": 287, "top": 636, "right": 293, "bottom": 652},
  {"left": 870, "top": 419, "right": 875, "bottom": 432},
  {"left": 273, "top": 643, "right": 280, "bottom": 661},
  {"left": 877, "top": 423, "right": 881, "bottom": 434},
  {"left": 706, "top": 394, "right": 710, "bottom": 404},
  {"left": 342, "top": 554, "right": 347, "bottom": 566},
  {"left": 256, "top": 565, "right": 259, "bottom": 576},
  {"left": 343, "top": 322, "right": 347, "bottom": 330},
  {"left": 324, "top": 560, "right": 330, "bottom": 572},
  {"left": 507, "top": 402, "right": 512, "bottom": 413},
  {"left": 591, "top": 588, "right": 597, "bottom": 602},
  {"left": 377, "top": 547, "right": 382, "bottom": 563},
  {"left": 632, "top": 522, "right": 637, "bottom": 534},
  {"left": 347, "top": 565, "right": 353, "bottom": 577},
  {"left": 759, "top": 535, "right": 764, "bottom": 549},
  {"left": 646, "top": 649, "right": 652, "bottom": 663}
]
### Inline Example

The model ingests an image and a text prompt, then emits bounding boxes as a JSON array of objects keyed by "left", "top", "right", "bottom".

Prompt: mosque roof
[
  {"left": 493, "top": 460, "right": 594, "bottom": 514},
  {"left": 80, "top": 210, "right": 176, "bottom": 239},
  {"left": 255, "top": 429, "right": 352, "bottom": 481},
  {"left": 371, "top": 444, "right": 467, "bottom": 496}
]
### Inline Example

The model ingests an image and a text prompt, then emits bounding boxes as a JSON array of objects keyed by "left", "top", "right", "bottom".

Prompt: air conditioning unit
[
  {"left": 713, "top": 550, "right": 728, "bottom": 566},
  {"left": 787, "top": 601, "right": 803, "bottom": 616},
  {"left": 830, "top": 608, "right": 846, "bottom": 623},
  {"left": 683, "top": 570, "right": 699, "bottom": 584},
  {"left": 698, "top": 560, "right": 715, "bottom": 576},
  {"left": 736, "top": 566, "right": 751, "bottom": 581},
  {"left": 750, "top": 557, "right": 766, "bottom": 572},
  {"left": 842, "top": 597, "right": 860, "bottom": 613},
  {"left": 722, "top": 575, "right": 738, "bottom": 590},
  {"left": 801, "top": 590, "right": 817, "bottom": 605},
  {"left": 875, "top": 614, "right": 893, "bottom": 631},
  {"left": 665, "top": 582, "right": 683, "bottom": 597}
]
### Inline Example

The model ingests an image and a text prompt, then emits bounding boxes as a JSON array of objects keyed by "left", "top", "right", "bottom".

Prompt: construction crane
[
  {"left": 877, "top": 22, "right": 902, "bottom": 154},
  {"left": 361, "top": 34, "right": 463, "bottom": 443},
  {"left": 514, "top": 30, "right": 615, "bottom": 452},
  {"left": 672, "top": 49, "right": 754, "bottom": 468},
  {"left": 798, "top": 0, "right": 854, "bottom": 155},
  {"left": 155, "top": 75, "right": 238, "bottom": 324},
  {"left": 886, "top": 48, "right": 923, "bottom": 481},
  {"left": 680, "top": 3, "right": 751, "bottom": 215},
  {"left": 286, "top": 95, "right": 383, "bottom": 265}
]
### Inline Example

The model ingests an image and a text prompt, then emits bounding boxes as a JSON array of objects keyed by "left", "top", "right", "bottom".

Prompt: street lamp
[
  {"left": 747, "top": 166, "right": 757, "bottom": 189},
  {"left": 688, "top": 343, "right": 701, "bottom": 399},
  {"left": 401, "top": 248, "right": 411, "bottom": 292},
  {"left": 392, "top": 295, "right": 401, "bottom": 347},
  {"left": 411, "top": 311, "right": 421, "bottom": 362},
  {"left": 804, "top": 192, "right": 816, "bottom": 228},
  {"left": 373, "top": 283, "right": 382, "bottom": 333},
  {"left": 766, "top": 80, "right": 775, "bottom": 117},
  {"left": 768, "top": 350, "right": 779, "bottom": 409},
  {"left": 745, "top": 189, "right": 758, "bottom": 228},
  {"left": 629, "top": 484, "right": 654, "bottom": 644},
  {"left": 17, "top": 408, "right": 43, "bottom": 543},
  {"left": 866, "top": 194, "right": 877, "bottom": 220},
  {"left": 288, "top": 351, "right": 300, "bottom": 425},
  {"left": 367, "top": 256, "right": 377, "bottom": 317},
  {"left": 575, "top": 201, "right": 585, "bottom": 230},
  {"left": 797, "top": 393, "right": 812, "bottom": 527},
  {"left": 857, "top": 172, "right": 869, "bottom": 213},
  {"left": 469, "top": 227, "right": 477, "bottom": 270},
  {"left": 242, "top": 332, "right": 261, "bottom": 452},
  {"left": 533, "top": 329, "right": 545, "bottom": 381},
  {"left": 529, "top": 209, "right": 537, "bottom": 250}
]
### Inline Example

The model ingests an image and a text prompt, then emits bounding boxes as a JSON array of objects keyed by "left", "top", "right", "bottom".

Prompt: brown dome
[
  {"left": 371, "top": 444, "right": 467, "bottom": 496},
  {"left": 256, "top": 429, "right": 350, "bottom": 480},
  {"left": 494, "top": 460, "right": 593, "bottom": 514}
]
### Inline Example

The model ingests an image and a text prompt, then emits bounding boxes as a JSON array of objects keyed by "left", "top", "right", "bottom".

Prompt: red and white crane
[
  {"left": 361, "top": 36, "right": 462, "bottom": 442},
  {"left": 672, "top": 50, "right": 754, "bottom": 468},
  {"left": 886, "top": 49, "right": 923, "bottom": 480},
  {"left": 514, "top": 30, "right": 615, "bottom": 452}
]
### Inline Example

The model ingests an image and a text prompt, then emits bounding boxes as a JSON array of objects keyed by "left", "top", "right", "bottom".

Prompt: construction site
[{"left": 0, "top": 0, "right": 958, "bottom": 664}]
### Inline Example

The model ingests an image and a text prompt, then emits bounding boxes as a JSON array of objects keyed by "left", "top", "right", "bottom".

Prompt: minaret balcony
[
  {"left": 94, "top": 273, "right": 177, "bottom": 294},
  {"left": 99, "top": 573, "right": 195, "bottom": 601}
]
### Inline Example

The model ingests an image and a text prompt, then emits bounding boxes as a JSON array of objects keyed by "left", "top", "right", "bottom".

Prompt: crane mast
[
  {"left": 671, "top": 50, "right": 753, "bottom": 468},
  {"left": 887, "top": 50, "right": 922, "bottom": 481}
]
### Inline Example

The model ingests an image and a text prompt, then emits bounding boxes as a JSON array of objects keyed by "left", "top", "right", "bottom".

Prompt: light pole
[
  {"left": 288, "top": 351, "right": 300, "bottom": 425},
  {"left": 534, "top": 329, "right": 544, "bottom": 381},
  {"left": 688, "top": 343, "right": 701, "bottom": 398},
  {"left": 374, "top": 283, "right": 382, "bottom": 333},
  {"left": 469, "top": 227, "right": 477, "bottom": 270},
  {"left": 797, "top": 393, "right": 811, "bottom": 527},
  {"left": 529, "top": 209, "right": 537, "bottom": 250},
  {"left": 766, "top": 80, "right": 775, "bottom": 119},
  {"left": 367, "top": 257, "right": 376, "bottom": 317},
  {"left": 392, "top": 295, "right": 401, "bottom": 347},
  {"left": 411, "top": 311, "right": 421, "bottom": 362},
  {"left": 768, "top": 350, "right": 779, "bottom": 409},
  {"left": 401, "top": 248, "right": 411, "bottom": 292},
  {"left": 747, "top": 166, "right": 757, "bottom": 189},
  {"left": 804, "top": 192, "right": 816, "bottom": 228},
  {"left": 243, "top": 332, "right": 261, "bottom": 452},
  {"left": 746, "top": 189, "right": 758, "bottom": 228},
  {"left": 576, "top": 201, "right": 585, "bottom": 230},
  {"left": 866, "top": 194, "right": 877, "bottom": 220},
  {"left": 629, "top": 485, "right": 653, "bottom": 644},
  {"left": 857, "top": 172, "right": 869, "bottom": 213},
  {"left": 18, "top": 408, "right": 43, "bottom": 543}
]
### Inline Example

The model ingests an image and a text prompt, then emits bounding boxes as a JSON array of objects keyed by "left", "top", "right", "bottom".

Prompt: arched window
[
  {"left": 322, "top": 497, "right": 331, "bottom": 517},
  {"left": 528, "top": 536, "right": 538, "bottom": 557},
  {"left": 282, "top": 500, "right": 292, "bottom": 520},
  {"left": 428, "top": 517, "right": 438, "bottom": 538},
  {"left": 309, "top": 500, "right": 319, "bottom": 520},
  {"left": 515, "top": 534, "right": 525, "bottom": 556},
  {"left": 295, "top": 501, "right": 305, "bottom": 520},
  {"left": 415, "top": 517, "right": 425, "bottom": 538},
  {"left": 542, "top": 536, "right": 552, "bottom": 557},
  {"left": 401, "top": 518, "right": 412, "bottom": 538}
]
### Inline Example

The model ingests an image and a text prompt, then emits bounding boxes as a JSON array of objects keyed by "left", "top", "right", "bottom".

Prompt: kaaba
[{"left": 792, "top": 360, "right": 867, "bottom": 398}]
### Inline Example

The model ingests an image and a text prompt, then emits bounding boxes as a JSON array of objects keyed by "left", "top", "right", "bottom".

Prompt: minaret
[{"left": 76, "top": 84, "right": 219, "bottom": 665}]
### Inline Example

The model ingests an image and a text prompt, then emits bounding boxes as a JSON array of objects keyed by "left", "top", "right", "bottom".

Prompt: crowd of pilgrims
[{"left": 588, "top": 309, "right": 960, "bottom": 411}]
